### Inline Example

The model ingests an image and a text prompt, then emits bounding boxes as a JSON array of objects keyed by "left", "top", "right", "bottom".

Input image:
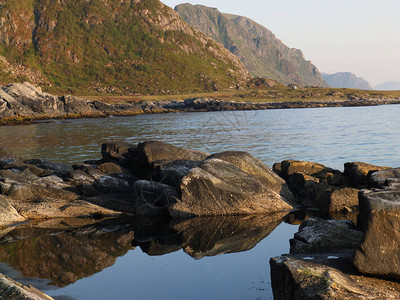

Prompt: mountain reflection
[{"left": 0, "top": 213, "right": 288, "bottom": 288}]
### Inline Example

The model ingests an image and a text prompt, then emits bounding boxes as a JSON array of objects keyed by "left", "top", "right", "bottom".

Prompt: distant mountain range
[
  {"left": 322, "top": 72, "right": 372, "bottom": 90},
  {"left": 374, "top": 82, "right": 400, "bottom": 91},
  {"left": 0, "top": 0, "right": 250, "bottom": 94},
  {"left": 175, "top": 4, "right": 328, "bottom": 87}
]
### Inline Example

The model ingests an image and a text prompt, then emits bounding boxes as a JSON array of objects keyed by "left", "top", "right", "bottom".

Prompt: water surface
[{"left": 0, "top": 105, "right": 399, "bottom": 299}]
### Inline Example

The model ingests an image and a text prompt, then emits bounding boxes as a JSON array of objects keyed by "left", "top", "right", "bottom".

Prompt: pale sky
[{"left": 162, "top": 0, "right": 400, "bottom": 86}]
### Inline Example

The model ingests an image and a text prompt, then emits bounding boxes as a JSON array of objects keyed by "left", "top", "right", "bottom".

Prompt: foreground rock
[
  {"left": 354, "top": 187, "right": 400, "bottom": 280},
  {"left": 271, "top": 217, "right": 400, "bottom": 299},
  {"left": 270, "top": 255, "right": 400, "bottom": 300},
  {"left": 129, "top": 144, "right": 294, "bottom": 217},
  {"left": 0, "top": 142, "right": 293, "bottom": 223}
]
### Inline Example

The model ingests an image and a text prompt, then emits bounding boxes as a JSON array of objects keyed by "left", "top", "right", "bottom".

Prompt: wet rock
[
  {"left": 169, "top": 158, "right": 293, "bottom": 217},
  {"left": 270, "top": 255, "right": 400, "bottom": 300},
  {"left": 344, "top": 161, "right": 390, "bottom": 188},
  {"left": 0, "top": 272, "right": 54, "bottom": 300},
  {"left": 354, "top": 189, "right": 400, "bottom": 280},
  {"left": 290, "top": 218, "right": 363, "bottom": 254}
]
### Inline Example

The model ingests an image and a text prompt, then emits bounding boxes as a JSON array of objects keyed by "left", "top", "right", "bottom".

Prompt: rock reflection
[
  {"left": 0, "top": 218, "right": 135, "bottom": 287},
  {"left": 0, "top": 213, "right": 289, "bottom": 289},
  {"left": 134, "top": 213, "right": 288, "bottom": 259}
]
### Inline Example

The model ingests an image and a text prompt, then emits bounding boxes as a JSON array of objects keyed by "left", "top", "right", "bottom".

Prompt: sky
[{"left": 162, "top": 0, "right": 400, "bottom": 86}]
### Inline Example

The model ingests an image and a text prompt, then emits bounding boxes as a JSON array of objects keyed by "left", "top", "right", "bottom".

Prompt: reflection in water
[
  {"left": 133, "top": 213, "right": 288, "bottom": 259},
  {"left": 0, "top": 218, "right": 135, "bottom": 287},
  {"left": 0, "top": 213, "right": 288, "bottom": 289}
]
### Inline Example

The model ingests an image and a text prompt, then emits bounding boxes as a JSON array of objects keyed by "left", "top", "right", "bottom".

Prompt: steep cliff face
[
  {"left": 0, "top": 0, "right": 251, "bottom": 94},
  {"left": 175, "top": 4, "right": 328, "bottom": 87},
  {"left": 322, "top": 72, "right": 372, "bottom": 90}
]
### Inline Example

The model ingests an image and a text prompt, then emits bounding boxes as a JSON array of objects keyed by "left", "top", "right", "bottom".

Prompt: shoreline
[{"left": 2, "top": 96, "right": 400, "bottom": 126}]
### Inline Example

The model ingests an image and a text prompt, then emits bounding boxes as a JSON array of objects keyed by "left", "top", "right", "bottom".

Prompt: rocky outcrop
[
  {"left": 2, "top": 83, "right": 400, "bottom": 124},
  {"left": 0, "top": 141, "right": 293, "bottom": 224},
  {"left": 128, "top": 145, "right": 294, "bottom": 217},
  {"left": 271, "top": 215, "right": 400, "bottom": 299},
  {"left": 175, "top": 4, "right": 328, "bottom": 87}
]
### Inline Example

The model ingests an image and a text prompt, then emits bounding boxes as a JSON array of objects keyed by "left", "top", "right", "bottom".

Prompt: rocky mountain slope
[
  {"left": 175, "top": 4, "right": 327, "bottom": 87},
  {"left": 322, "top": 72, "right": 372, "bottom": 90},
  {"left": 375, "top": 81, "right": 400, "bottom": 91},
  {"left": 0, "top": 0, "right": 250, "bottom": 94}
]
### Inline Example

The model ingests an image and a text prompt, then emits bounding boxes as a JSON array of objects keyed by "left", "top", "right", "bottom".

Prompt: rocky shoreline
[
  {"left": 2, "top": 82, "right": 400, "bottom": 125},
  {"left": 0, "top": 141, "right": 400, "bottom": 298}
]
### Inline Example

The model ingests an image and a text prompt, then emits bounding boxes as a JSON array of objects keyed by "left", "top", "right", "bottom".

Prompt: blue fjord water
[{"left": 0, "top": 105, "right": 399, "bottom": 299}]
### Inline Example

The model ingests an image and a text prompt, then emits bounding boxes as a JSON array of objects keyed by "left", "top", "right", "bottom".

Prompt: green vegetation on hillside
[{"left": 0, "top": 0, "right": 250, "bottom": 94}]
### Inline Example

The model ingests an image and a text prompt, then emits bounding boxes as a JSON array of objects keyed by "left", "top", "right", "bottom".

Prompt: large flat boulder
[{"left": 169, "top": 158, "right": 293, "bottom": 217}]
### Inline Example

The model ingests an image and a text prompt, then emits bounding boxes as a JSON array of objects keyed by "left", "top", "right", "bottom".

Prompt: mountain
[
  {"left": 0, "top": 0, "right": 250, "bottom": 94},
  {"left": 175, "top": 4, "right": 327, "bottom": 87},
  {"left": 322, "top": 72, "right": 372, "bottom": 90},
  {"left": 374, "top": 82, "right": 400, "bottom": 91}
]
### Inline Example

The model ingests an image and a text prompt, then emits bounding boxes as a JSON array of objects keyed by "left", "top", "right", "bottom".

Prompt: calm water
[{"left": 0, "top": 105, "right": 399, "bottom": 299}]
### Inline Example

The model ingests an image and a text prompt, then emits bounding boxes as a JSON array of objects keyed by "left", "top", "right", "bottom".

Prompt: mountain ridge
[
  {"left": 175, "top": 3, "right": 328, "bottom": 87},
  {"left": 322, "top": 72, "right": 372, "bottom": 90}
]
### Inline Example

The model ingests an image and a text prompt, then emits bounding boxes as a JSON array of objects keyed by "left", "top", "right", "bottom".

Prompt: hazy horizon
[{"left": 163, "top": 0, "right": 400, "bottom": 87}]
